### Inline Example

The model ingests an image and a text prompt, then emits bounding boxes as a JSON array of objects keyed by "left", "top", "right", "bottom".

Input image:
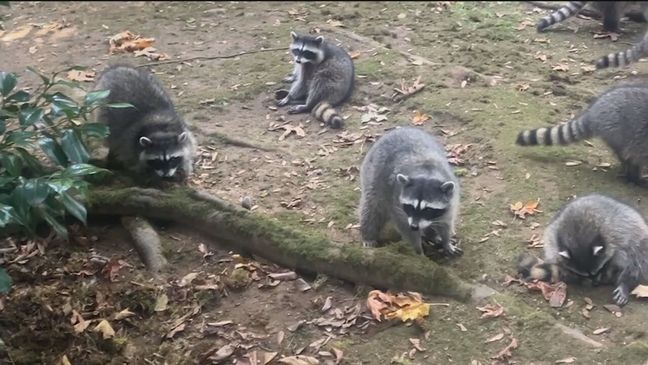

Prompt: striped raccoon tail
[
  {"left": 596, "top": 32, "right": 648, "bottom": 69},
  {"left": 515, "top": 115, "right": 592, "bottom": 146},
  {"left": 517, "top": 253, "right": 561, "bottom": 283},
  {"left": 312, "top": 101, "right": 344, "bottom": 129},
  {"left": 536, "top": 1, "right": 588, "bottom": 32}
]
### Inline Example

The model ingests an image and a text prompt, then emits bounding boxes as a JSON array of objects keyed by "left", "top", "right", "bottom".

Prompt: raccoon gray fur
[
  {"left": 536, "top": 1, "right": 646, "bottom": 33},
  {"left": 595, "top": 28, "right": 648, "bottom": 69},
  {"left": 359, "top": 127, "right": 461, "bottom": 256},
  {"left": 93, "top": 63, "right": 196, "bottom": 180},
  {"left": 515, "top": 82, "right": 648, "bottom": 184},
  {"left": 517, "top": 194, "right": 648, "bottom": 306},
  {"left": 276, "top": 32, "right": 354, "bottom": 129}
]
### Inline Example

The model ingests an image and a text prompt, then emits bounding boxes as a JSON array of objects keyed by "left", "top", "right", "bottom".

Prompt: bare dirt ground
[{"left": 3, "top": 1, "right": 648, "bottom": 364}]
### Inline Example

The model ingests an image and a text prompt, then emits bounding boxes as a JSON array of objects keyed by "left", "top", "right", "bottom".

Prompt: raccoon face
[
  {"left": 289, "top": 31, "right": 325, "bottom": 65},
  {"left": 396, "top": 174, "right": 455, "bottom": 232},
  {"left": 138, "top": 131, "right": 188, "bottom": 178},
  {"left": 555, "top": 232, "right": 613, "bottom": 279}
]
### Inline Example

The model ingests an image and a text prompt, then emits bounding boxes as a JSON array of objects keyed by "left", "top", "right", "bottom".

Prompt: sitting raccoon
[
  {"left": 276, "top": 32, "right": 354, "bottom": 129},
  {"left": 516, "top": 82, "right": 648, "bottom": 184},
  {"left": 518, "top": 194, "right": 648, "bottom": 306},
  {"left": 536, "top": 1, "right": 648, "bottom": 33},
  {"left": 358, "top": 127, "right": 462, "bottom": 257},
  {"left": 93, "top": 63, "right": 197, "bottom": 181}
]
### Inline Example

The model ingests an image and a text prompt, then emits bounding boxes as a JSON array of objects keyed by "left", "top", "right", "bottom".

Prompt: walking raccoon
[
  {"left": 517, "top": 194, "right": 648, "bottom": 306},
  {"left": 536, "top": 1, "right": 647, "bottom": 33},
  {"left": 276, "top": 32, "right": 354, "bottom": 129},
  {"left": 515, "top": 82, "right": 648, "bottom": 184},
  {"left": 358, "top": 127, "right": 461, "bottom": 256},
  {"left": 93, "top": 63, "right": 196, "bottom": 180}
]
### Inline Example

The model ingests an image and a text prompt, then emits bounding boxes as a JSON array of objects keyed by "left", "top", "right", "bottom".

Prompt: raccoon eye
[
  {"left": 168, "top": 156, "right": 182, "bottom": 168},
  {"left": 147, "top": 159, "right": 165, "bottom": 170},
  {"left": 402, "top": 204, "right": 415, "bottom": 216},
  {"left": 302, "top": 50, "right": 317, "bottom": 60},
  {"left": 422, "top": 208, "right": 446, "bottom": 220},
  {"left": 291, "top": 49, "right": 300, "bottom": 56}
]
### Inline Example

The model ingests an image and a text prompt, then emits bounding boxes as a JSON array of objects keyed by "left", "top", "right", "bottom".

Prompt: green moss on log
[{"left": 87, "top": 186, "right": 474, "bottom": 301}]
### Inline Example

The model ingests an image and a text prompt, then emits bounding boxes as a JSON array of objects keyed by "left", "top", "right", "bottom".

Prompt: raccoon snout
[{"left": 409, "top": 224, "right": 419, "bottom": 231}]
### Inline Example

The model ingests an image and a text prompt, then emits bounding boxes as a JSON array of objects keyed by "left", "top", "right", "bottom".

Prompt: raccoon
[
  {"left": 276, "top": 31, "right": 354, "bottom": 129},
  {"left": 359, "top": 127, "right": 461, "bottom": 256},
  {"left": 93, "top": 63, "right": 196, "bottom": 180},
  {"left": 536, "top": 1, "right": 646, "bottom": 33},
  {"left": 515, "top": 82, "right": 648, "bottom": 184},
  {"left": 595, "top": 29, "right": 648, "bottom": 69},
  {"left": 517, "top": 194, "right": 648, "bottom": 306}
]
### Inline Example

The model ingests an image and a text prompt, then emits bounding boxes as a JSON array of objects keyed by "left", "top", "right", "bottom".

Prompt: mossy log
[{"left": 87, "top": 187, "right": 476, "bottom": 301}]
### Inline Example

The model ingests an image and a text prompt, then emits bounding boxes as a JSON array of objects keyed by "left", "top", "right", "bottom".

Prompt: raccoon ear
[
  {"left": 290, "top": 31, "right": 298, "bottom": 40},
  {"left": 593, "top": 245, "right": 604, "bottom": 256},
  {"left": 178, "top": 132, "right": 187, "bottom": 143},
  {"left": 139, "top": 136, "right": 152, "bottom": 147},
  {"left": 396, "top": 174, "right": 410, "bottom": 185},
  {"left": 558, "top": 250, "right": 570, "bottom": 259},
  {"left": 314, "top": 36, "right": 324, "bottom": 45},
  {"left": 441, "top": 181, "right": 455, "bottom": 195}
]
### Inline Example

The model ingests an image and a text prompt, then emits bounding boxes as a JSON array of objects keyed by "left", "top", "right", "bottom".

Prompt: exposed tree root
[
  {"left": 87, "top": 186, "right": 477, "bottom": 302},
  {"left": 207, "top": 131, "right": 278, "bottom": 152},
  {"left": 121, "top": 216, "right": 168, "bottom": 272}
]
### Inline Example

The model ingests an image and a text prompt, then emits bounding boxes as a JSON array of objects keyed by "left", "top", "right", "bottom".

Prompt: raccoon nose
[
  {"left": 410, "top": 224, "right": 419, "bottom": 231},
  {"left": 295, "top": 58, "right": 302, "bottom": 64}
]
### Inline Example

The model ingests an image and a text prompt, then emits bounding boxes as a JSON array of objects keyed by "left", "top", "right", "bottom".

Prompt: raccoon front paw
[
  {"left": 288, "top": 104, "right": 308, "bottom": 114},
  {"left": 362, "top": 240, "right": 377, "bottom": 248},
  {"left": 613, "top": 285, "right": 629, "bottom": 306},
  {"left": 276, "top": 96, "right": 290, "bottom": 107},
  {"left": 444, "top": 242, "right": 463, "bottom": 256}
]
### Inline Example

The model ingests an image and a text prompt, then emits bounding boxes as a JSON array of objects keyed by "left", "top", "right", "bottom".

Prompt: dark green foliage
[{"left": 0, "top": 66, "right": 129, "bottom": 240}]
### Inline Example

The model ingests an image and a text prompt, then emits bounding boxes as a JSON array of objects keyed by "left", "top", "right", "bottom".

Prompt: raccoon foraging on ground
[
  {"left": 595, "top": 29, "right": 648, "bottom": 69},
  {"left": 536, "top": 1, "right": 647, "bottom": 33},
  {"left": 275, "top": 31, "right": 354, "bottom": 129},
  {"left": 515, "top": 82, "right": 648, "bottom": 184},
  {"left": 517, "top": 194, "right": 648, "bottom": 306},
  {"left": 93, "top": 63, "right": 196, "bottom": 180},
  {"left": 359, "top": 127, "right": 461, "bottom": 257}
]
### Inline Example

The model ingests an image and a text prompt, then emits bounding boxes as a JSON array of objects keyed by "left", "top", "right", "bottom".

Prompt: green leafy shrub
[{"left": 0, "top": 66, "right": 128, "bottom": 241}]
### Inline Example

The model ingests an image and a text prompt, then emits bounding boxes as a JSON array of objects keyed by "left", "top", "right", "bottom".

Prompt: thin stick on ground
[{"left": 137, "top": 47, "right": 286, "bottom": 68}]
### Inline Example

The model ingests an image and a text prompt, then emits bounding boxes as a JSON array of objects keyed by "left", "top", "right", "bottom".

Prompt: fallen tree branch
[
  {"left": 208, "top": 131, "right": 278, "bottom": 152},
  {"left": 137, "top": 47, "right": 286, "bottom": 68},
  {"left": 87, "top": 187, "right": 476, "bottom": 301},
  {"left": 121, "top": 216, "right": 168, "bottom": 272}
]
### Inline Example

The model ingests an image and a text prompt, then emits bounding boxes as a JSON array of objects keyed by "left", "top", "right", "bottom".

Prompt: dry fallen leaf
[
  {"left": 485, "top": 332, "right": 505, "bottom": 343},
  {"left": 631, "top": 284, "right": 648, "bottom": 298},
  {"left": 510, "top": 199, "right": 541, "bottom": 219},
  {"left": 114, "top": 308, "right": 136, "bottom": 321},
  {"left": 66, "top": 70, "right": 96, "bottom": 82},
  {"left": 178, "top": 272, "right": 199, "bottom": 287},
  {"left": 71, "top": 310, "right": 90, "bottom": 334},
  {"left": 409, "top": 338, "right": 426, "bottom": 352},
  {"left": 154, "top": 293, "right": 169, "bottom": 312},
  {"left": 411, "top": 110, "right": 430, "bottom": 126},
  {"left": 331, "top": 347, "right": 343, "bottom": 365},
  {"left": 209, "top": 344, "right": 237, "bottom": 362},
  {"left": 491, "top": 337, "right": 518, "bottom": 361},
  {"left": 552, "top": 63, "right": 570, "bottom": 72},
  {"left": 366, "top": 290, "right": 393, "bottom": 321},
  {"left": 93, "top": 319, "right": 115, "bottom": 339},
  {"left": 366, "top": 290, "right": 430, "bottom": 322},
  {"left": 525, "top": 281, "right": 568, "bottom": 308},
  {"left": 593, "top": 327, "right": 609, "bottom": 335},
  {"left": 565, "top": 160, "right": 582, "bottom": 166},
  {"left": 476, "top": 304, "right": 505, "bottom": 319},
  {"left": 593, "top": 32, "right": 619, "bottom": 41},
  {"left": 555, "top": 357, "right": 576, "bottom": 364},
  {"left": 603, "top": 304, "right": 623, "bottom": 317},
  {"left": 393, "top": 76, "right": 425, "bottom": 101}
]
